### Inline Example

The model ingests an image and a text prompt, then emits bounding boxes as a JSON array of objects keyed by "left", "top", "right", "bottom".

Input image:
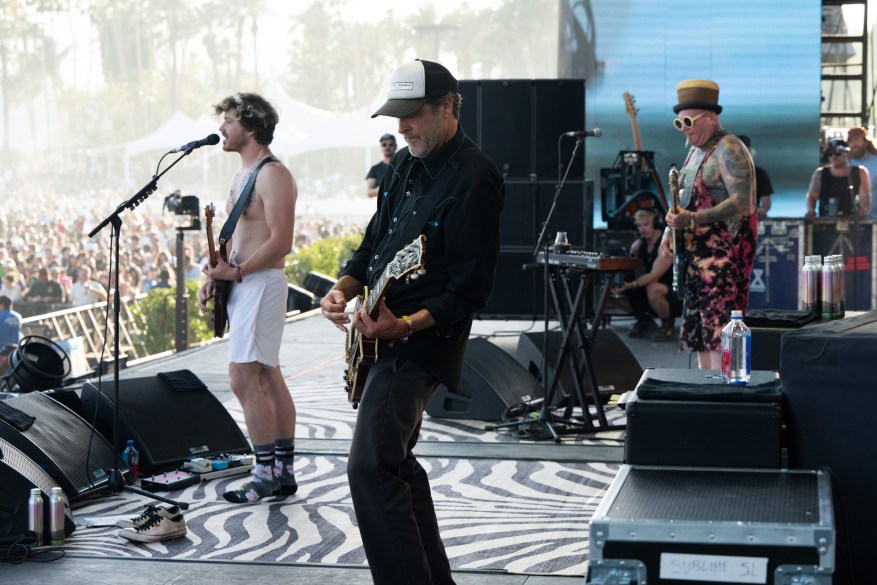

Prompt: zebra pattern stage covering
[
  {"left": 70, "top": 455, "right": 619, "bottom": 574},
  {"left": 68, "top": 355, "right": 626, "bottom": 576}
]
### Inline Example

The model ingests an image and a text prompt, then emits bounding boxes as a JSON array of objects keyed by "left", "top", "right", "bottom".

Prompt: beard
[{"left": 406, "top": 114, "right": 444, "bottom": 158}]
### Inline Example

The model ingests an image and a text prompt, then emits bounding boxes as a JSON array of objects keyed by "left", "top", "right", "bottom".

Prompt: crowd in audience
[{"left": 0, "top": 186, "right": 363, "bottom": 319}]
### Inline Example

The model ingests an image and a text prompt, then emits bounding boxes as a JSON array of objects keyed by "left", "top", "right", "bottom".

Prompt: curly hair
[{"left": 213, "top": 92, "right": 279, "bottom": 145}]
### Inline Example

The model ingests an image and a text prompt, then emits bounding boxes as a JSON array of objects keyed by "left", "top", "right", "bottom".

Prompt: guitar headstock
[
  {"left": 668, "top": 165, "right": 679, "bottom": 188},
  {"left": 205, "top": 203, "right": 215, "bottom": 227},
  {"left": 623, "top": 91, "right": 637, "bottom": 119},
  {"left": 386, "top": 235, "right": 427, "bottom": 284},
  {"left": 668, "top": 165, "right": 680, "bottom": 208}
]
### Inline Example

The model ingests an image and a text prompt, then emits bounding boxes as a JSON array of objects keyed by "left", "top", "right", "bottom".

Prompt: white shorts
[{"left": 227, "top": 268, "right": 287, "bottom": 367}]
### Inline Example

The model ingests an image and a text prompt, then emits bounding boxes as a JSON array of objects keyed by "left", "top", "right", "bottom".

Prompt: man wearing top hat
[
  {"left": 320, "top": 59, "right": 504, "bottom": 584},
  {"left": 661, "top": 79, "right": 757, "bottom": 371}
]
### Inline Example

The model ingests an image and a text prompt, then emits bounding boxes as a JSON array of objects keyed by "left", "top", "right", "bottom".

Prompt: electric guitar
[
  {"left": 668, "top": 165, "right": 685, "bottom": 300},
  {"left": 623, "top": 91, "right": 669, "bottom": 212},
  {"left": 343, "top": 235, "right": 426, "bottom": 408},
  {"left": 205, "top": 204, "right": 230, "bottom": 338}
]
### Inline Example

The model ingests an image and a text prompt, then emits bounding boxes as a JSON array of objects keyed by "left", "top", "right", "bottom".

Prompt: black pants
[{"left": 347, "top": 357, "right": 455, "bottom": 585}]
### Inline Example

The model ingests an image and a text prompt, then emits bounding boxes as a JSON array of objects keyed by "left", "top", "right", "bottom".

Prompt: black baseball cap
[
  {"left": 371, "top": 60, "right": 458, "bottom": 118},
  {"left": 380, "top": 133, "right": 396, "bottom": 143}
]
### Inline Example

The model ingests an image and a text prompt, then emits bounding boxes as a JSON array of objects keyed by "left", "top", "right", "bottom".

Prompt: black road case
[
  {"left": 623, "top": 368, "right": 783, "bottom": 468},
  {"left": 587, "top": 465, "right": 834, "bottom": 585}
]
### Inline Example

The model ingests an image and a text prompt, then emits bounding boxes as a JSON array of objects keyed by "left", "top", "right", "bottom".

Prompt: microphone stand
[
  {"left": 486, "top": 136, "right": 594, "bottom": 442},
  {"left": 88, "top": 150, "right": 197, "bottom": 510}
]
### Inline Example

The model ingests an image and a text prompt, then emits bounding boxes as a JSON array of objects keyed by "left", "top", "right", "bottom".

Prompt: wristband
[
  {"left": 235, "top": 264, "right": 243, "bottom": 283},
  {"left": 689, "top": 214, "right": 696, "bottom": 230},
  {"left": 399, "top": 315, "right": 413, "bottom": 343}
]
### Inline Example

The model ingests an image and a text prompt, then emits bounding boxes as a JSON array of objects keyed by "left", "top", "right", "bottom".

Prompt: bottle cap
[
  {"left": 126, "top": 439, "right": 134, "bottom": 447},
  {"left": 50, "top": 487, "right": 62, "bottom": 494},
  {"left": 30, "top": 488, "right": 41, "bottom": 496},
  {"left": 731, "top": 309, "right": 743, "bottom": 318}
]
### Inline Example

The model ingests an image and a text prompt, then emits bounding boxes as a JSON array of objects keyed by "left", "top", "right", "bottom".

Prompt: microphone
[
  {"left": 171, "top": 134, "right": 220, "bottom": 153},
  {"left": 564, "top": 128, "right": 602, "bottom": 138}
]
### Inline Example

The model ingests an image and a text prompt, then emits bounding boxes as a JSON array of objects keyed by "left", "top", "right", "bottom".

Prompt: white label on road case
[{"left": 660, "top": 552, "right": 768, "bottom": 583}]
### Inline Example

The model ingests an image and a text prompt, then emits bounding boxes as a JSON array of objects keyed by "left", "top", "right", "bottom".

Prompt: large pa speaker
[
  {"left": 515, "top": 329, "right": 643, "bottom": 403},
  {"left": 79, "top": 370, "right": 250, "bottom": 475},
  {"left": 0, "top": 391, "right": 123, "bottom": 502},
  {"left": 426, "top": 337, "right": 543, "bottom": 421},
  {"left": 0, "top": 438, "right": 76, "bottom": 541}
]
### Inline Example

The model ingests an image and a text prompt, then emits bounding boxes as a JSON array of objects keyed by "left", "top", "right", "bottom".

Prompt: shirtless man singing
[{"left": 198, "top": 92, "right": 298, "bottom": 503}]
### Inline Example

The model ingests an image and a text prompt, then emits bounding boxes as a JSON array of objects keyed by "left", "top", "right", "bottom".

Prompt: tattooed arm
[{"left": 693, "top": 135, "right": 755, "bottom": 226}]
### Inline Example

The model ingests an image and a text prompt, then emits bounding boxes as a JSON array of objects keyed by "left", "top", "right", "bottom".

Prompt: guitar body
[
  {"left": 342, "top": 236, "right": 427, "bottom": 409},
  {"left": 668, "top": 166, "right": 686, "bottom": 300},
  {"left": 204, "top": 204, "right": 231, "bottom": 338},
  {"left": 343, "top": 295, "right": 377, "bottom": 408},
  {"left": 212, "top": 244, "right": 231, "bottom": 338}
]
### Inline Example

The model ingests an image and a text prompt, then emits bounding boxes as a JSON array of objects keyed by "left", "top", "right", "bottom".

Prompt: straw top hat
[{"left": 673, "top": 79, "right": 722, "bottom": 114}]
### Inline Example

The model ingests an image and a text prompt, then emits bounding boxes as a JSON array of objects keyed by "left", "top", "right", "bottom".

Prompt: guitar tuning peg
[
  {"left": 409, "top": 273, "right": 419, "bottom": 280},
  {"left": 417, "top": 268, "right": 426, "bottom": 275}
]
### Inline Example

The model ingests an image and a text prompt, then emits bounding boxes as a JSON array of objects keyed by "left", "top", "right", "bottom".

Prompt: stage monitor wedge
[
  {"left": 0, "top": 391, "right": 123, "bottom": 502},
  {"left": 79, "top": 370, "right": 250, "bottom": 475}
]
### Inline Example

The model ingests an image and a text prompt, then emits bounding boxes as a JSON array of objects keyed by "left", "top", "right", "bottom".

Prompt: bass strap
[{"left": 218, "top": 155, "right": 279, "bottom": 246}]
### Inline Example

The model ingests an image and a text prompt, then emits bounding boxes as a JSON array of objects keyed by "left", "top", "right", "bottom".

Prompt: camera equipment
[{"left": 164, "top": 190, "right": 200, "bottom": 216}]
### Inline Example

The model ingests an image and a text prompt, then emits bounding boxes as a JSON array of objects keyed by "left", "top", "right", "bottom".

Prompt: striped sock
[
  {"left": 274, "top": 437, "right": 297, "bottom": 495},
  {"left": 223, "top": 443, "right": 277, "bottom": 503}
]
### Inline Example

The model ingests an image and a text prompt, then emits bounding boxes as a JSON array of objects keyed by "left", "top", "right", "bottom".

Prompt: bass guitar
[
  {"left": 343, "top": 235, "right": 426, "bottom": 408},
  {"left": 623, "top": 91, "right": 669, "bottom": 212},
  {"left": 205, "top": 203, "right": 230, "bottom": 338},
  {"left": 668, "top": 165, "right": 685, "bottom": 300}
]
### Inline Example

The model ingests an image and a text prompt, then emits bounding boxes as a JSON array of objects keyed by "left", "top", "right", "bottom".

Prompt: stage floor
[{"left": 0, "top": 310, "right": 691, "bottom": 584}]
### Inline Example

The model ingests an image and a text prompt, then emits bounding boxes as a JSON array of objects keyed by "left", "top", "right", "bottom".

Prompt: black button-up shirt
[{"left": 341, "top": 126, "right": 504, "bottom": 389}]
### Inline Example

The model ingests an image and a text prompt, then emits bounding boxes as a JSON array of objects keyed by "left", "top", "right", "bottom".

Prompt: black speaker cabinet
[
  {"left": 79, "top": 370, "right": 250, "bottom": 475},
  {"left": 781, "top": 312, "right": 877, "bottom": 585},
  {"left": 479, "top": 179, "right": 593, "bottom": 318},
  {"left": 459, "top": 79, "right": 586, "bottom": 181},
  {"left": 515, "top": 329, "right": 643, "bottom": 403},
  {"left": 0, "top": 391, "right": 123, "bottom": 502},
  {"left": 0, "top": 438, "right": 76, "bottom": 541},
  {"left": 426, "top": 338, "right": 543, "bottom": 421}
]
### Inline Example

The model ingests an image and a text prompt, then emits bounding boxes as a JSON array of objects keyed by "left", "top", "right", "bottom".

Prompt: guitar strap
[{"left": 219, "top": 155, "right": 279, "bottom": 246}]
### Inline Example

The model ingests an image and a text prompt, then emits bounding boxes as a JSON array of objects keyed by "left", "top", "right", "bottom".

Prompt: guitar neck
[{"left": 365, "top": 273, "right": 391, "bottom": 315}]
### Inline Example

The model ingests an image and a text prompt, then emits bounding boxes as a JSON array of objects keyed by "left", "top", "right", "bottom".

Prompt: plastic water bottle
[
  {"left": 27, "top": 488, "right": 44, "bottom": 546},
  {"left": 721, "top": 310, "right": 751, "bottom": 385},
  {"left": 122, "top": 439, "right": 140, "bottom": 480},
  {"left": 801, "top": 255, "right": 821, "bottom": 315},
  {"left": 49, "top": 487, "right": 65, "bottom": 546}
]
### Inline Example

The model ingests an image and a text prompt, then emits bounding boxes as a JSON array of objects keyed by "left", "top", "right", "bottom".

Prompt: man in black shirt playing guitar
[{"left": 320, "top": 60, "right": 504, "bottom": 585}]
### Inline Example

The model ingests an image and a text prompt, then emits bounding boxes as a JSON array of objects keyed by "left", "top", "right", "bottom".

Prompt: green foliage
[
  {"left": 131, "top": 280, "right": 213, "bottom": 355},
  {"left": 285, "top": 234, "right": 362, "bottom": 287}
]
